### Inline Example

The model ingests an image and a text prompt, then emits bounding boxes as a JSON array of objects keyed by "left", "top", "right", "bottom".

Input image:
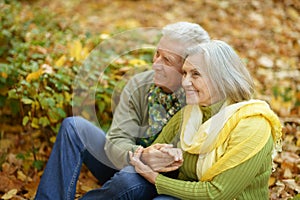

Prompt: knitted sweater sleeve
[
  {"left": 105, "top": 71, "right": 153, "bottom": 169},
  {"left": 155, "top": 116, "right": 274, "bottom": 199}
]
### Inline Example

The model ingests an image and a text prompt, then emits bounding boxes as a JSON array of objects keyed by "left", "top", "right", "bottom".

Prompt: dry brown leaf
[{"left": 0, "top": 172, "right": 22, "bottom": 193}]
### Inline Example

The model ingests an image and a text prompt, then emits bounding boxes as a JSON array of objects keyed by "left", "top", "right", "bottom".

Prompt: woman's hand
[
  {"left": 159, "top": 146, "right": 183, "bottom": 172},
  {"left": 129, "top": 146, "right": 158, "bottom": 184},
  {"left": 141, "top": 143, "right": 183, "bottom": 172},
  {"left": 160, "top": 146, "right": 183, "bottom": 162}
]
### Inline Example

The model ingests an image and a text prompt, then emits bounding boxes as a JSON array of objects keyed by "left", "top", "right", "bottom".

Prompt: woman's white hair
[
  {"left": 187, "top": 40, "right": 254, "bottom": 102},
  {"left": 162, "top": 22, "right": 210, "bottom": 55}
]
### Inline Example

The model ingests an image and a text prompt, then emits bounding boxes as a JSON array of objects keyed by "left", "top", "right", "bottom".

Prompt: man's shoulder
[
  {"left": 126, "top": 70, "right": 154, "bottom": 89},
  {"left": 132, "top": 70, "right": 154, "bottom": 83},
  {"left": 120, "top": 70, "right": 153, "bottom": 93}
]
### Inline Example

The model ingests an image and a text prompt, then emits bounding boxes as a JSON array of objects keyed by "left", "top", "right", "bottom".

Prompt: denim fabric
[
  {"left": 80, "top": 166, "right": 157, "bottom": 200},
  {"left": 153, "top": 195, "right": 181, "bottom": 200},
  {"left": 34, "top": 117, "right": 173, "bottom": 199},
  {"left": 34, "top": 117, "right": 117, "bottom": 199}
]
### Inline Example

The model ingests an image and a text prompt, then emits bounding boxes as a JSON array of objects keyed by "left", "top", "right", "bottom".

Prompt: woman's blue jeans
[{"left": 34, "top": 116, "right": 162, "bottom": 200}]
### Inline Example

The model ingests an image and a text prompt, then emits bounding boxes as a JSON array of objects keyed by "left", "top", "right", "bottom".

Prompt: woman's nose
[{"left": 182, "top": 76, "right": 192, "bottom": 87}]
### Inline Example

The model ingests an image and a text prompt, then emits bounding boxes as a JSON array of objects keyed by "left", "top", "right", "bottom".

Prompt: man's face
[{"left": 152, "top": 36, "right": 186, "bottom": 93}]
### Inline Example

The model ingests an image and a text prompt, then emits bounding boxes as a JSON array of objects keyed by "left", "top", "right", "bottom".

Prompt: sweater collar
[{"left": 199, "top": 100, "right": 225, "bottom": 122}]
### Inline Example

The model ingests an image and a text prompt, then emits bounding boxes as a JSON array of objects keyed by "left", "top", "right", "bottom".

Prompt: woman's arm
[
  {"left": 131, "top": 117, "right": 274, "bottom": 199},
  {"left": 156, "top": 137, "right": 273, "bottom": 199}
]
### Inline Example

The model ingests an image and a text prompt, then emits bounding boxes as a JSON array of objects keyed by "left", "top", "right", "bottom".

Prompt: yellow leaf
[
  {"left": 50, "top": 136, "right": 56, "bottom": 143},
  {"left": 287, "top": 7, "right": 299, "bottom": 21},
  {"left": 17, "top": 170, "right": 32, "bottom": 182},
  {"left": 64, "top": 91, "right": 71, "bottom": 103},
  {"left": 1, "top": 189, "right": 17, "bottom": 200},
  {"left": 129, "top": 59, "right": 147, "bottom": 66},
  {"left": 1, "top": 72, "right": 8, "bottom": 79},
  {"left": 26, "top": 70, "right": 43, "bottom": 82},
  {"left": 69, "top": 40, "right": 82, "bottom": 61},
  {"left": 55, "top": 55, "right": 67, "bottom": 67},
  {"left": 297, "top": 138, "right": 300, "bottom": 147},
  {"left": 31, "top": 117, "right": 40, "bottom": 129},
  {"left": 268, "top": 177, "right": 276, "bottom": 186}
]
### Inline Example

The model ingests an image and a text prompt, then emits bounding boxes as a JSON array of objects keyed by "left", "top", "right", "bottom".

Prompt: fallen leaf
[
  {"left": 1, "top": 189, "right": 18, "bottom": 200},
  {"left": 269, "top": 176, "right": 276, "bottom": 186},
  {"left": 55, "top": 55, "right": 67, "bottom": 67},
  {"left": 0, "top": 172, "right": 22, "bottom": 193},
  {"left": 17, "top": 170, "right": 32, "bottom": 182},
  {"left": 282, "top": 179, "right": 300, "bottom": 193},
  {"left": 26, "top": 70, "right": 43, "bottom": 82},
  {"left": 258, "top": 56, "right": 274, "bottom": 68}
]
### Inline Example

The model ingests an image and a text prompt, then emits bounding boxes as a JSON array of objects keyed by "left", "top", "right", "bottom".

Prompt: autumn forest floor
[{"left": 0, "top": 0, "right": 299, "bottom": 199}]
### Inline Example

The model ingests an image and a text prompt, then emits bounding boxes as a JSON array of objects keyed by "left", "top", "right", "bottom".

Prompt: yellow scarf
[{"left": 180, "top": 99, "right": 282, "bottom": 181}]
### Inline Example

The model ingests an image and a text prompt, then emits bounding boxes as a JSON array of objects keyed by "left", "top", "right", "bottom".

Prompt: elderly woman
[{"left": 130, "top": 40, "right": 282, "bottom": 199}]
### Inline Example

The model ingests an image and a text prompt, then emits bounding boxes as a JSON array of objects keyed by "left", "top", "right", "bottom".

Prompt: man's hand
[
  {"left": 159, "top": 146, "right": 183, "bottom": 172},
  {"left": 129, "top": 146, "right": 158, "bottom": 184},
  {"left": 140, "top": 143, "right": 183, "bottom": 172}
]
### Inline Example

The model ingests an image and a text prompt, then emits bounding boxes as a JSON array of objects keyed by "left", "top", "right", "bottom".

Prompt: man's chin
[
  {"left": 153, "top": 80, "right": 164, "bottom": 87},
  {"left": 153, "top": 82, "right": 172, "bottom": 93}
]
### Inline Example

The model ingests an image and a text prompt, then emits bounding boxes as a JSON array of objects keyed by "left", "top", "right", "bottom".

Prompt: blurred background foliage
[{"left": 0, "top": 0, "right": 299, "bottom": 199}]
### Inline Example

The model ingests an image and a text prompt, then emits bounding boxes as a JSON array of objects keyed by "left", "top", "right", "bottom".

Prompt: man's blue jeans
[{"left": 34, "top": 117, "right": 160, "bottom": 199}]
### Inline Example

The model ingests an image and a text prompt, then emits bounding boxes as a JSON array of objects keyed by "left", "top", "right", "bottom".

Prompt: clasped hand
[{"left": 129, "top": 144, "right": 183, "bottom": 184}]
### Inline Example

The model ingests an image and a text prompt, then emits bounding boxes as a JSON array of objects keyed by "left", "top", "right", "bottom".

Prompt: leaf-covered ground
[{"left": 0, "top": 0, "right": 299, "bottom": 199}]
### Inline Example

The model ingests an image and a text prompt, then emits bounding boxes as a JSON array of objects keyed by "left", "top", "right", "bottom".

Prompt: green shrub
[{"left": 0, "top": 0, "right": 157, "bottom": 136}]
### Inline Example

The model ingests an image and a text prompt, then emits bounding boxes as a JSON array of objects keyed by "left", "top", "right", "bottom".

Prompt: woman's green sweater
[{"left": 153, "top": 108, "right": 274, "bottom": 200}]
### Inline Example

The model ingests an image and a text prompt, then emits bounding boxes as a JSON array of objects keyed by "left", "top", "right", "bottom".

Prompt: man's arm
[
  {"left": 105, "top": 70, "right": 182, "bottom": 170},
  {"left": 104, "top": 71, "right": 153, "bottom": 169}
]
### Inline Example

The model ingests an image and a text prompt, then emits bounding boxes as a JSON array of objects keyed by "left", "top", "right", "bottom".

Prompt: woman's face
[
  {"left": 152, "top": 36, "right": 185, "bottom": 93},
  {"left": 182, "top": 54, "right": 222, "bottom": 106}
]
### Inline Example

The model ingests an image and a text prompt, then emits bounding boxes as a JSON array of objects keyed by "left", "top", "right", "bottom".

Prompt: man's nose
[{"left": 152, "top": 62, "right": 163, "bottom": 71}]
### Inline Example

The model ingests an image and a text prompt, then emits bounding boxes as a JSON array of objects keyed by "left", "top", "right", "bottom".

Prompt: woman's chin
[{"left": 186, "top": 99, "right": 199, "bottom": 105}]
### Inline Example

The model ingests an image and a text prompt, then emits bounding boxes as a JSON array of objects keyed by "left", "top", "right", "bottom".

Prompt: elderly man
[{"left": 35, "top": 22, "right": 210, "bottom": 200}]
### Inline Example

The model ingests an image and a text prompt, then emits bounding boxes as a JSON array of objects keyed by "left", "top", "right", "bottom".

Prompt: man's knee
[
  {"left": 113, "top": 166, "right": 153, "bottom": 189},
  {"left": 113, "top": 166, "right": 144, "bottom": 187},
  {"left": 61, "top": 116, "right": 84, "bottom": 129},
  {"left": 61, "top": 116, "right": 89, "bottom": 135},
  {"left": 110, "top": 166, "right": 157, "bottom": 199}
]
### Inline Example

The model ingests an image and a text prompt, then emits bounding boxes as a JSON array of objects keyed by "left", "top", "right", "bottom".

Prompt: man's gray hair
[{"left": 162, "top": 22, "right": 210, "bottom": 46}]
